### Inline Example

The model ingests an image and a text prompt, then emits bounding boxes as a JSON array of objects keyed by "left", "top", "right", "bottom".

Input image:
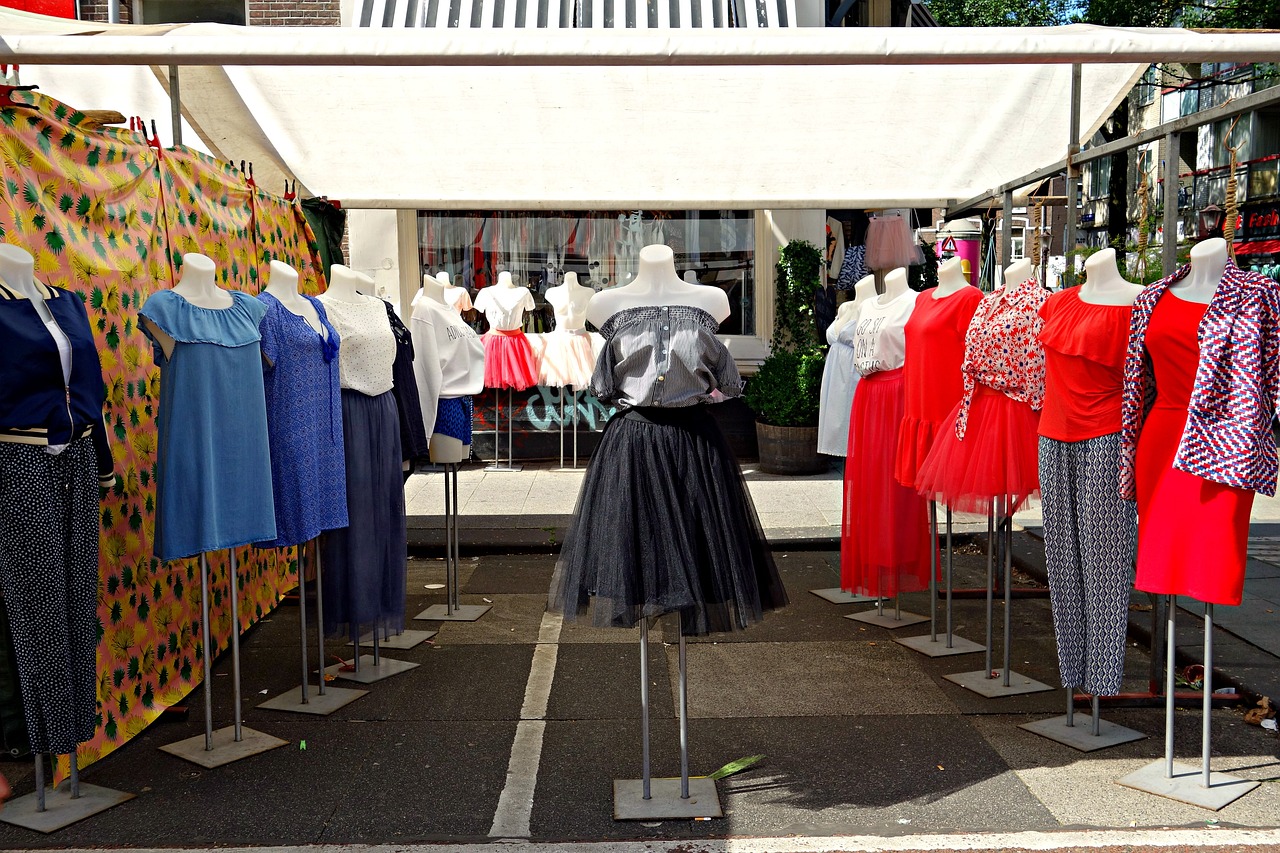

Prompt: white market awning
[{"left": 3, "top": 13, "right": 1276, "bottom": 209}]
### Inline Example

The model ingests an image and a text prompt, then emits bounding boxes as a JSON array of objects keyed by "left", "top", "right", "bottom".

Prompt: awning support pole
[
  {"left": 1000, "top": 189, "right": 1013, "bottom": 274},
  {"left": 1163, "top": 131, "right": 1180, "bottom": 276},
  {"left": 1062, "top": 63, "right": 1082, "bottom": 288},
  {"left": 169, "top": 65, "right": 182, "bottom": 146},
  {"left": 107, "top": 0, "right": 120, "bottom": 23}
]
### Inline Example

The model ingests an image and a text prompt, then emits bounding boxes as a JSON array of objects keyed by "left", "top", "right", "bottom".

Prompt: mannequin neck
[
  {"left": 326, "top": 265, "right": 369, "bottom": 303},
  {"left": 0, "top": 247, "right": 50, "bottom": 320},
  {"left": 878, "top": 268, "right": 910, "bottom": 303},
  {"left": 1172, "top": 238, "right": 1229, "bottom": 304},
  {"left": 587, "top": 244, "right": 728, "bottom": 325},
  {"left": 934, "top": 259, "right": 969, "bottom": 298},
  {"left": 420, "top": 275, "right": 446, "bottom": 304},
  {"left": 1003, "top": 259, "right": 1034, "bottom": 289},
  {"left": 562, "top": 272, "right": 591, "bottom": 295},
  {"left": 172, "top": 255, "right": 233, "bottom": 309},
  {"left": 496, "top": 272, "right": 518, "bottom": 290},
  {"left": 1080, "top": 250, "right": 1142, "bottom": 306}
]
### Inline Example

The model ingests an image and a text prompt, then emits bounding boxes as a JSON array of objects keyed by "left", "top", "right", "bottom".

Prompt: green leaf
[
  {"left": 708, "top": 755, "right": 765, "bottom": 780},
  {"left": 58, "top": 193, "right": 73, "bottom": 213},
  {"left": 44, "top": 228, "right": 65, "bottom": 253}
]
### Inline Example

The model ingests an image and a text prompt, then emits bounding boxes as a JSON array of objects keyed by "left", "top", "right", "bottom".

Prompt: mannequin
[
  {"left": 325, "top": 264, "right": 371, "bottom": 304},
  {"left": 0, "top": 244, "right": 50, "bottom": 322},
  {"left": 416, "top": 273, "right": 446, "bottom": 307},
  {"left": 142, "top": 255, "right": 232, "bottom": 361},
  {"left": 828, "top": 274, "right": 878, "bottom": 338},
  {"left": 436, "top": 271, "right": 473, "bottom": 315},
  {"left": 683, "top": 271, "right": 699, "bottom": 285},
  {"left": 475, "top": 271, "right": 536, "bottom": 331},
  {"left": 1080, "top": 249, "right": 1143, "bottom": 307},
  {"left": 545, "top": 271, "right": 593, "bottom": 332},
  {"left": 1170, "top": 237, "right": 1228, "bottom": 304},
  {"left": 934, "top": 258, "right": 970, "bottom": 299},
  {"left": 1002, "top": 258, "right": 1035, "bottom": 289},
  {"left": 879, "top": 267, "right": 912, "bottom": 303},
  {"left": 264, "top": 260, "right": 325, "bottom": 336},
  {"left": 587, "top": 245, "right": 729, "bottom": 327}
]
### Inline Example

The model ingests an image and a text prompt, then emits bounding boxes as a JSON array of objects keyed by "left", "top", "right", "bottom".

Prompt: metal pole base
[
  {"left": 895, "top": 633, "right": 985, "bottom": 658},
  {"left": 323, "top": 655, "right": 419, "bottom": 684},
  {"left": 944, "top": 669, "right": 1053, "bottom": 698},
  {"left": 809, "top": 588, "right": 879, "bottom": 605},
  {"left": 258, "top": 684, "right": 368, "bottom": 716},
  {"left": 0, "top": 784, "right": 134, "bottom": 834},
  {"left": 1019, "top": 715, "right": 1146, "bottom": 752},
  {"left": 159, "top": 725, "right": 287, "bottom": 768},
  {"left": 483, "top": 463, "right": 525, "bottom": 473},
  {"left": 612, "top": 778, "right": 722, "bottom": 820},
  {"left": 349, "top": 629, "right": 437, "bottom": 649},
  {"left": 414, "top": 603, "right": 492, "bottom": 622},
  {"left": 844, "top": 609, "right": 929, "bottom": 629},
  {"left": 1118, "top": 760, "right": 1260, "bottom": 810}
]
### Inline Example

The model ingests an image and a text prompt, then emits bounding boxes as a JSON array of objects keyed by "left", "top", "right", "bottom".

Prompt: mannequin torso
[
  {"left": 0, "top": 244, "right": 52, "bottom": 322},
  {"left": 143, "top": 254, "right": 233, "bottom": 360},
  {"left": 880, "top": 267, "right": 911, "bottom": 303},
  {"left": 587, "top": 245, "right": 730, "bottom": 327},
  {"left": 1079, "top": 248, "right": 1143, "bottom": 306},
  {"left": 475, "top": 271, "right": 535, "bottom": 331},
  {"left": 545, "top": 272, "right": 593, "bottom": 332},
  {"left": 264, "top": 260, "right": 325, "bottom": 336},
  {"left": 1170, "top": 238, "right": 1228, "bottom": 304},
  {"left": 417, "top": 273, "right": 447, "bottom": 307},
  {"left": 324, "top": 264, "right": 375, "bottom": 303},
  {"left": 934, "top": 257, "right": 970, "bottom": 299},
  {"left": 1002, "top": 258, "right": 1035, "bottom": 289},
  {"left": 828, "top": 275, "right": 877, "bottom": 339}
]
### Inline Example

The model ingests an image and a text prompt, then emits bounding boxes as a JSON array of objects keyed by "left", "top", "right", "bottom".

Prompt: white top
[
  {"left": 42, "top": 315, "right": 73, "bottom": 454},
  {"left": 410, "top": 297, "right": 486, "bottom": 437},
  {"left": 852, "top": 289, "right": 917, "bottom": 376},
  {"left": 316, "top": 293, "right": 396, "bottom": 396},
  {"left": 443, "top": 287, "right": 473, "bottom": 314},
  {"left": 474, "top": 286, "right": 535, "bottom": 331}
]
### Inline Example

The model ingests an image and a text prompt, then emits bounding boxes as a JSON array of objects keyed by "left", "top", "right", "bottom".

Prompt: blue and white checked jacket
[{"left": 1119, "top": 260, "right": 1280, "bottom": 499}]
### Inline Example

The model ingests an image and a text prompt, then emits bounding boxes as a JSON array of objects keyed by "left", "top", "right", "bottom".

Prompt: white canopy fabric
[{"left": 6, "top": 13, "right": 1272, "bottom": 208}]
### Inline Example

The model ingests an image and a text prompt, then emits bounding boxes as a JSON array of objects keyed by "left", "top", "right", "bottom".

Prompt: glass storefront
[{"left": 416, "top": 209, "right": 756, "bottom": 336}]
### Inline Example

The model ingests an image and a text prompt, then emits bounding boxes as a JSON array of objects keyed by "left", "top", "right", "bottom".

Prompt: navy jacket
[{"left": 0, "top": 279, "right": 114, "bottom": 484}]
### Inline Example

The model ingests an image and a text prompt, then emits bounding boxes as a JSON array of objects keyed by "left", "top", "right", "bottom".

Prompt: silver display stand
[
  {"left": 555, "top": 386, "right": 582, "bottom": 471},
  {"left": 350, "top": 624, "right": 437, "bottom": 650},
  {"left": 844, "top": 562, "right": 928, "bottom": 629},
  {"left": 162, "top": 551, "right": 288, "bottom": 767},
  {"left": 945, "top": 502, "right": 1051, "bottom": 698},
  {"left": 415, "top": 462, "right": 491, "bottom": 622},
  {"left": 261, "top": 541, "right": 368, "bottom": 716},
  {"left": 0, "top": 752, "right": 133, "bottom": 834},
  {"left": 614, "top": 619, "right": 722, "bottom": 820},
  {"left": 1021, "top": 689, "right": 1145, "bottom": 752},
  {"left": 1118, "top": 597, "right": 1259, "bottom": 809},
  {"left": 485, "top": 387, "right": 523, "bottom": 472},
  {"left": 898, "top": 504, "right": 986, "bottom": 657},
  {"left": 809, "top": 588, "right": 878, "bottom": 605}
]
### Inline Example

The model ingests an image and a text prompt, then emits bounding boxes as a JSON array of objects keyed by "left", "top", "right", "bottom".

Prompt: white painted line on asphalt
[
  {"left": 55, "top": 826, "right": 1280, "bottom": 853},
  {"left": 488, "top": 610, "right": 562, "bottom": 838}
]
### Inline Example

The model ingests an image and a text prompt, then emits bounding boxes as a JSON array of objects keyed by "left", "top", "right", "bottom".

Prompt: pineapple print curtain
[{"left": 0, "top": 90, "right": 326, "bottom": 773}]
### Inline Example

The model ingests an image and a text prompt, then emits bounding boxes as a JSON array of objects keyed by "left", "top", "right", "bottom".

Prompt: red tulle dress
[
  {"left": 895, "top": 285, "right": 984, "bottom": 487},
  {"left": 1135, "top": 291, "right": 1254, "bottom": 606}
]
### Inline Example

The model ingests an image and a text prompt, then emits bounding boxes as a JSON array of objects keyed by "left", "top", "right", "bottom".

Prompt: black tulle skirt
[{"left": 549, "top": 405, "right": 787, "bottom": 635}]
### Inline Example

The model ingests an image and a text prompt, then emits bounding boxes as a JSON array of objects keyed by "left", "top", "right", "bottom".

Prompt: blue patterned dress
[{"left": 256, "top": 293, "right": 349, "bottom": 548}]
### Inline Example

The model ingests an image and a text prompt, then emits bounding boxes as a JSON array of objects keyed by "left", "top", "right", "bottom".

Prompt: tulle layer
[
  {"left": 865, "top": 215, "right": 925, "bottom": 271},
  {"left": 914, "top": 384, "right": 1041, "bottom": 514},
  {"left": 894, "top": 415, "right": 942, "bottom": 489},
  {"left": 482, "top": 329, "right": 539, "bottom": 390},
  {"left": 531, "top": 330, "right": 599, "bottom": 389},
  {"left": 549, "top": 405, "right": 788, "bottom": 635}
]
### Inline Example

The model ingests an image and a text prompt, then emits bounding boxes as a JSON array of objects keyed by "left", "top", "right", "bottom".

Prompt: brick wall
[
  {"left": 79, "top": 1, "right": 132, "bottom": 23},
  {"left": 248, "top": 0, "right": 341, "bottom": 27}
]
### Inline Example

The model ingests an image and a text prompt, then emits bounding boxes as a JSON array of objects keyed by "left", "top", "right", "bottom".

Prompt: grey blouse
[{"left": 592, "top": 305, "right": 743, "bottom": 408}]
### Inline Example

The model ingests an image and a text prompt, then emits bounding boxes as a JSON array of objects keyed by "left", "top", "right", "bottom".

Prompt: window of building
[
  {"left": 132, "top": 0, "right": 246, "bottom": 24},
  {"left": 1136, "top": 65, "right": 1158, "bottom": 107},
  {"left": 416, "top": 209, "right": 756, "bottom": 336}
]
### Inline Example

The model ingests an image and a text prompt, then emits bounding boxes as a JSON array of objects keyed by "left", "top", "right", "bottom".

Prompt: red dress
[
  {"left": 895, "top": 285, "right": 984, "bottom": 487},
  {"left": 1135, "top": 291, "right": 1254, "bottom": 606}
]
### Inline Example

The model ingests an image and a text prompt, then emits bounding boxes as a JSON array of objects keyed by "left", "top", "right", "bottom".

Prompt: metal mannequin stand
[
  {"left": 416, "top": 462, "right": 491, "bottom": 622},
  {"left": 325, "top": 624, "right": 420, "bottom": 685},
  {"left": 614, "top": 619, "right": 721, "bottom": 820},
  {"left": 1118, "top": 597, "right": 1259, "bottom": 809},
  {"left": 1021, "top": 688, "right": 1145, "bottom": 752},
  {"left": 162, "top": 551, "right": 287, "bottom": 767},
  {"left": 898, "top": 504, "right": 985, "bottom": 657},
  {"left": 261, "top": 541, "right": 368, "bottom": 715},
  {"left": 844, "top": 538, "right": 929, "bottom": 629},
  {"left": 809, "top": 587, "right": 878, "bottom": 605},
  {"left": 555, "top": 386, "right": 582, "bottom": 471},
  {"left": 0, "top": 750, "right": 134, "bottom": 833},
  {"left": 945, "top": 500, "right": 1052, "bottom": 697},
  {"left": 485, "top": 387, "right": 523, "bottom": 472}
]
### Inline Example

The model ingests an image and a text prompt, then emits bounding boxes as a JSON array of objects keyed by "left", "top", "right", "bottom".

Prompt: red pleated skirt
[
  {"left": 841, "top": 369, "right": 935, "bottom": 597},
  {"left": 914, "top": 384, "right": 1040, "bottom": 514},
  {"left": 482, "top": 328, "right": 538, "bottom": 390}
]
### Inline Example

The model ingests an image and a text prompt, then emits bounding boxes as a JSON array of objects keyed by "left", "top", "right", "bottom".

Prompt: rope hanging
[{"left": 1223, "top": 115, "right": 1242, "bottom": 262}]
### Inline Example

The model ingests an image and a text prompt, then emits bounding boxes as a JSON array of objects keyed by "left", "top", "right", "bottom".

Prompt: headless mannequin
[
  {"left": 587, "top": 245, "right": 730, "bottom": 327},
  {"left": 545, "top": 271, "right": 593, "bottom": 332},
  {"left": 142, "top": 254, "right": 229, "bottom": 360},
  {"left": 1002, "top": 258, "right": 1035, "bottom": 289},
  {"left": 1079, "top": 248, "right": 1143, "bottom": 307},
  {"left": 429, "top": 429, "right": 469, "bottom": 464},
  {"left": 683, "top": 271, "right": 699, "bottom": 285},
  {"left": 0, "top": 244, "right": 51, "bottom": 322},
  {"left": 934, "top": 258, "right": 971, "bottom": 299},
  {"left": 879, "top": 267, "right": 911, "bottom": 303},
  {"left": 1170, "top": 238, "right": 1229, "bottom": 304},
  {"left": 418, "top": 273, "right": 447, "bottom": 306},
  {"left": 829, "top": 274, "right": 878, "bottom": 337},
  {"left": 264, "top": 260, "right": 326, "bottom": 336},
  {"left": 325, "top": 264, "right": 374, "bottom": 304},
  {"left": 436, "top": 271, "right": 471, "bottom": 315},
  {"left": 481, "top": 271, "right": 534, "bottom": 331}
]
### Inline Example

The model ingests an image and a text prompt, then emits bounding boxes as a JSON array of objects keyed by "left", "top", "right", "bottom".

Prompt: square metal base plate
[
  {"left": 1118, "top": 760, "right": 1261, "bottom": 810},
  {"left": 349, "top": 629, "right": 437, "bottom": 649},
  {"left": 0, "top": 783, "right": 134, "bottom": 833},
  {"left": 484, "top": 463, "right": 524, "bottom": 473},
  {"left": 896, "top": 633, "right": 986, "bottom": 657},
  {"left": 809, "top": 588, "right": 879, "bottom": 605},
  {"left": 323, "top": 655, "right": 420, "bottom": 684},
  {"left": 414, "top": 604, "right": 492, "bottom": 622},
  {"left": 258, "top": 684, "right": 368, "bottom": 716},
  {"left": 844, "top": 610, "right": 929, "bottom": 629},
  {"left": 613, "top": 777, "right": 722, "bottom": 820},
  {"left": 944, "top": 669, "right": 1054, "bottom": 697},
  {"left": 1019, "top": 714, "right": 1147, "bottom": 752},
  {"left": 159, "top": 725, "right": 288, "bottom": 768}
]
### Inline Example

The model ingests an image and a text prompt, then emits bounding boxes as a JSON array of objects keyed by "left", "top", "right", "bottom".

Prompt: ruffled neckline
[
  {"left": 1039, "top": 286, "right": 1132, "bottom": 362},
  {"left": 599, "top": 305, "right": 720, "bottom": 339},
  {"left": 139, "top": 289, "right": 265, "bottom": 348}
]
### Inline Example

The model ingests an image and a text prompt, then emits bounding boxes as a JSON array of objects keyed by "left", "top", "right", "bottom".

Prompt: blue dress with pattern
[{"left": 256, "top": 293, "right": 349, "bottom": 548}]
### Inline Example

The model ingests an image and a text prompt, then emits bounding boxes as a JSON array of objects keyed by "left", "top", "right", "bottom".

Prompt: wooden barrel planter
[{"left": 754, "top": 422, "right": 829, "bottom": 475}]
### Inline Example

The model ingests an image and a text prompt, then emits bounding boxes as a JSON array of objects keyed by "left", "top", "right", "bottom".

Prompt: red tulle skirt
[
  {"left": 914, "top": 384, "right": 1040, "bottom": 514},
  {"left": 841, "top": 369, "right": 935, "bottom": 597},
  {"left": 483, "top": 328, "right": 538, "bottom": 390},
  {"left": 894, "top": 415, "right": 942, "bottom": 489}
]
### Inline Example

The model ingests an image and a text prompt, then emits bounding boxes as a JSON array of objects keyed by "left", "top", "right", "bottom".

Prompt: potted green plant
[{"left": 743, "top": 239, "right": 829, "bottom": 475}]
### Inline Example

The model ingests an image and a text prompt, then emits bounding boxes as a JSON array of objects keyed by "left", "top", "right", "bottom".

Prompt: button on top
[
  {"left": 658, "top": 375, "right": 666, "bottom": 381},
  {"left": 662, "top": 325, "right": 669, "bottom": 331},
  {"left": 662, "top": 306, "right": 669, "bottom": 311}
]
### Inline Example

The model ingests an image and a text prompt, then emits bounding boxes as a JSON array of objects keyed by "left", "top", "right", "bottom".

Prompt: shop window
[
  {"left": 133, "top": 0, "right": 246, "bottom": 24},
  {"left": 1250, "top": 161, "right": 1279, "bottom": 200},
  {"left": 416, "top": 209, "right": 756, "bottom": 336},
  {"left": 1136, "top": 66, "right": 1158, "bottom": 107}
]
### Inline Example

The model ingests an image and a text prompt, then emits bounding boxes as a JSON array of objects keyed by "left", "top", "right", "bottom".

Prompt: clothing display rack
[
  {"left": 416, "top": 463, "right": 491, "bottom": 622},
  {"left": 556, "top": 387, "right": 581, "bottom": 470},
  {"left": 896, "top": 504, "right": 985, "bottom": 657},
  {"left": 486, "top": 389, "right": 523, "bottom": 473},
  {"left": 0, "top": 750, "right": 134, "bottom": 834}
]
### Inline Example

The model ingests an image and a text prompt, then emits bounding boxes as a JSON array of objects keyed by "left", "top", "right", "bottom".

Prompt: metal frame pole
[
  {"left": 493, "top": 393, "right": 500, "bottom": 465},
  {"left": 639, "top": 619, "right": 651, "bottom": 800},
  {"left": 1202, "top": 602, "right": 1214, "bottom": 787},
  {"left": 559, "top": 387, "right": 566, "bottom": 469},
  {"left": 299, "top": 543, "right": 309, "bottom": 704},
  {"left": 572, "top": 388, "right": 580, "bottom": 468},
  {"left": 445, "top": 464, "right": 455, "bottom": 617},
  {"left": 1002, "top": 509, "right": 1013, "bottom": 688},
  {"left": 1163, "top": 131, "right": 1181, "bottom": 276},
  {"left": 678, "top": 621, "right": 690, "bottom": 801},
  {"left": 228, "top": 549, "right": 244, "bottom": 742},
  {"left": 1165, "top": 595, "right": 1176, "bottom": 778},
  {"left": 33, "top": 754, "right": 44, "bottom": 813},
  {"left": 1066, "top": 687, "right": 1076, "bottom": 727},
  {"left": 69, "top": 750, "right": 80, "bottom": 799},
  {"left": 1063, "top": 63, "right": 1083, "bottom": 288},
  {"left": 452, "top": 463, "right": 462, "bottom": 608},
  {"left": 507, "top": 387, "right": 515, "bottom": 468},
  {"left": 168, "top": 66, "right": 182, "bottom": 146},
  {"left": 944, "top": 507, "right": 955, "bottom": 647},
  {"left": 199, "top": 553, "right": 214, "bottom": 751},
  {"left": 1000, "top": 190, "right": 1014, "bottom": 272},
  {"left": 315, "top": 542, "right": 327, "bottom": 696},
  {"left": 928, "top": 501, "right": 938, "bottom": 642},
  {"left": 984, "top": 503, "right": 995, "bottom": 678}
]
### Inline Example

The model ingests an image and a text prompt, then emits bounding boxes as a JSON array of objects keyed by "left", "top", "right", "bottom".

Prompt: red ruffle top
[{"left": 1038, "top": 287, "right": 1134, "bottom": 443}]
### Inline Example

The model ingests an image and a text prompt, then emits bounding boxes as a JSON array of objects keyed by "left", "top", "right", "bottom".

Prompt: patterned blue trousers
[{"left": 1038, "top": 432, "right": 1136, "bottom": 697}]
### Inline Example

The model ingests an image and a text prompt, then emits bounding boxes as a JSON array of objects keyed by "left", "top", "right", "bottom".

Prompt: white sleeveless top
[{"left": 852, "top": 289, "right": 917, "bottom": 377}]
